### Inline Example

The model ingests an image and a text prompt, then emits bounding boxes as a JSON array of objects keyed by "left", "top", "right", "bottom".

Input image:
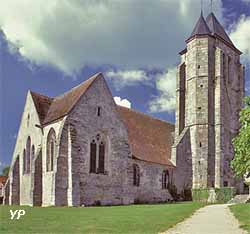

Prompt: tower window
[
  {"left": 197, "top": 65, "right": 201, "bottom": 69},
  {"left": 97, "top": 107, "right": 101, "bottom": 117},
  {"left": 199, "top": 142, "right": 202, "bottom": 147},
  {"left": 200, "top": 84, "right": 203, "bottom": 88},
  {"left": 198, "top": 107, "right": 202, "bottom": 110}
]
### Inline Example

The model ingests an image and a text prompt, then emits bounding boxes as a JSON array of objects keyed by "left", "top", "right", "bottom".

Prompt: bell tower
[{"left": 172, "top": 11, "right": 244, "bottom": 190}]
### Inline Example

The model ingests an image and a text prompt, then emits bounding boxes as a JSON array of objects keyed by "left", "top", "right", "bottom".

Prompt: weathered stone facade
[
  {"left": 171, "top": 13, "right": 245, "bottom": 192},
  {"left": 4, "top": 12, "right": 245, "bottom": 206}
]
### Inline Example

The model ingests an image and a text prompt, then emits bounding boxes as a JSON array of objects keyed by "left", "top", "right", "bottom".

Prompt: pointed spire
[
  {"left": 188, "top": 12, "right": 211, "bottom": 41},
  {"left": 206, "top": 12, "right": 234, "bottom": 45}
]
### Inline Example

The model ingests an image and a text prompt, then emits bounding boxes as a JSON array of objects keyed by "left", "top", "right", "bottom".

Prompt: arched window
[
  {"left": 26, "top": 136, "right": 31, "bottom": 173},
  {"left": 47, "top": 128, "right": 56, "bottom": 172},
  {"left": 89, "top": 134, "right": 107, "bottom": 174},
  {"left": 23, "top": 149, "right": 26, "bottom": 174},
  {"left": 90, "top": 140, "right": 97, "bottom": 173},
  {"left": 162, "top": 170, "right": 169, "bottom": 189},
  {"left": 133, "top": 164, "right": 140, "bottom": 187}
]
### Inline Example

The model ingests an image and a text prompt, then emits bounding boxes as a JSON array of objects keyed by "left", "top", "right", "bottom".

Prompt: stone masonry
[{"left": 4, "top": 12, "right": 245, "bottom": 206}]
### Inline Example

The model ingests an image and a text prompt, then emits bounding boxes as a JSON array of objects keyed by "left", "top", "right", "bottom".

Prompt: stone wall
[
  {"left": 127, "top": 159, "right": 173, "bottom": 203},
  {"left": 7, "top": 91, "right": 43, "bottom": 206},
  {"left": 64, "top": 76, "right": 131, "bottom": 206}
]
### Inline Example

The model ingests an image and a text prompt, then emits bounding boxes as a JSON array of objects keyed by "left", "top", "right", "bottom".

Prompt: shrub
[{"left": 191, "top": 187, "right": 236, "bottom": 203}]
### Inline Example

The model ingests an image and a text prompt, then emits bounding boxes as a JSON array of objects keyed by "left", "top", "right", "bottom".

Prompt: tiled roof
[
  {"left": 0, "top": 176, "right": 7, "bottom": 185},
  {"left": 30, "top": 91, "right": 53, "bottom": 123},
  {"left": 117, "top": 106, "right": 175, "bottom": 167},
  {"left": 42, "top": 73, "right": 101, "bottom": 125},
  {"left": 30, "top": 73, "right": 175, "bottom": 166},
  {"left": 206, "top": 13, "right": 233, "bottom": 46}
]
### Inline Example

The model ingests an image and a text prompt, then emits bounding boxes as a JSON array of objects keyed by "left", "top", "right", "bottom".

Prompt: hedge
[{"left": 192, "top": 187, "right": 236, "bottom": 203}]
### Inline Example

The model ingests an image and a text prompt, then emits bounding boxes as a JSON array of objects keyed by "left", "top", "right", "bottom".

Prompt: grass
[
  {"left": 230, "top": 203, "right": 250, "bottom": 234},
  {"left": 0, "top": 202, "right": 203, "bottom": 234}
]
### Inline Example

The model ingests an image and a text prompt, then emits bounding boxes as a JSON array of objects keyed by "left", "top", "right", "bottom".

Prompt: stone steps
[{"left": 228, "top": 194, "right": 250, "bottom": 204}]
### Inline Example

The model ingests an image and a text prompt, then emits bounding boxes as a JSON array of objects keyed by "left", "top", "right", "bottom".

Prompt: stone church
[{"left": 4, "top": 12, "right": 245, "bottom": 206}]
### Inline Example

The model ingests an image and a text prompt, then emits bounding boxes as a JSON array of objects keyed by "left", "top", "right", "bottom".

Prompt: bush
[
  {"left": 191, "top": 187, "right": 236, "bottom": 203},
  {"left": 214, "top": 187, "right": 236, "bottom": 203},
  {"left": 191, "top": 188, "right": 210, "bottom": 202}
]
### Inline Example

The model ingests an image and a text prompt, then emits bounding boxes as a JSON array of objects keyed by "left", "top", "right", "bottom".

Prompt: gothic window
[
  {"left": 26, "top": 136, "right": 31, "bottom": 173},
  {"left": 162, "top": 170, "right": 169, "bottom": 189},
  {"left": 98, "top": 142, "right": 105, "bottom": 174},
  {"left": 46, "top": 128, "right": 56, "bottom": 172},
  {"left": 90, "top": 140, "right": 97, "bottom": 173},
  {"left": 23, "top": 149, "right": 26, "bottom": 174},
  {"left": 133, "top": 164, "right": 140, "bottom": 187},
  {"left": 90, "top": 134, "right": 107, "bottom": 174}
]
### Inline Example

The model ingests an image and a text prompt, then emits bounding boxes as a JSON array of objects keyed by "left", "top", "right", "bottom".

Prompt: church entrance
[
  {"left": 11, "top": 156, "right": 20, "bottom": 205},
  {"left": 33, "top": 150, "right": 42, "bottom": 206}
]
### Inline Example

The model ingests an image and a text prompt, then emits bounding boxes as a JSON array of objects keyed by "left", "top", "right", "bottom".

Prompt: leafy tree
[
  {"left": 231, "top": 96, "right": 250, "bottom": 177},
  {"left": 2, "top": 166, "right": 10, "bottom": 176}
]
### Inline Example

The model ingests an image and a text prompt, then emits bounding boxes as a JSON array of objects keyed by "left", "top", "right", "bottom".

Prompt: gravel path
[{"left": 162, "top": 204, "right": 247, "bottom": 234}]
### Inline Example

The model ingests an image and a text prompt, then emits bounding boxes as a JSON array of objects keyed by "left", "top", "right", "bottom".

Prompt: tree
[
  {"left": 2, "top": 166, "right": 10, "bottom": 176},
  {"left": 231, "top": 96, "right": 250, "bottom": 177}
]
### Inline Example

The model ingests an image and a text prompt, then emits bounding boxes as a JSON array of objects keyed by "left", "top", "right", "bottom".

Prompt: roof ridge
[
  {"left": 117, "top": 105, "right": 174, "bottom": 126},
  {"left": 30, "top": 90, "right": 53, "bottom": 100},
  {"left": 42, "top": 72, "right": 103, "bottom": 125}
]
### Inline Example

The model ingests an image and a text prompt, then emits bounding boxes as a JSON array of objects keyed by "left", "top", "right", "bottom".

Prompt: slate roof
[
  {"left": 189, "top": 12, "right": 211, "bottom": 39},
  {"left": 30, "top": 73, "right": 175, "bottom": 167},
  {"left": 206, "top": 13, "right": 233, "bottom": 45},
  {"left": 186, "top": 12, "right": 240, "bottom": 53}
]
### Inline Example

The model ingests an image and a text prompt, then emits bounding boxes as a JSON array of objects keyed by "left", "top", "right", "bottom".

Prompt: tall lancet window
[
  {"left": 162, "top": 170, "right": 169, "bottom": 189},
  {"left": 133, "top": 164, "right": 140, "bottom": 187},
  {"left": 90, "top": 140, "right": 97, "bottom": 173},
  {"left": 23, "top": 149, "right": 26, "bottom": 174},
  {"left": 90, "top": 134, "right": 107, "bottom": 174},
  {"left": 26, "top": 136, "right": 31, "bottom": 174},
  {"left": 46, "top": 128, "right": 56, "bottom": 172}
]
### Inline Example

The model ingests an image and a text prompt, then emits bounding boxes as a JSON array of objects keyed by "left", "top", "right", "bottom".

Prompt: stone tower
[{"left": 172, "top": 12, "right": 245, "bottom": 190}]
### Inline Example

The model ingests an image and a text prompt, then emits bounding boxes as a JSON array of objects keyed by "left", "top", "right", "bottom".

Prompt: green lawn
[
  {"left": 0, "top": 202, "right": 203, "bottom": 234},
  {"left": 230, "top": 203, "right": 250, "bottom": 234}
]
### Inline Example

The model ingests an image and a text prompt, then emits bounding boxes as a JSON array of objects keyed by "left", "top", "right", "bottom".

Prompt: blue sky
[{"left": 0, "top": 0, "right": 250, "bottom": 172}]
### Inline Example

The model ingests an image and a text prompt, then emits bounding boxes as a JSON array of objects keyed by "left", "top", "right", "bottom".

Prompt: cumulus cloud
[
  {"left": 0, "top": 0, "right": 223, "bottom": 76},
  {"left": 149, "top": 67, "right": 177, "bottom": 113},
  {"left": 105, "top": 69, "right": 149, "bottom": 90},
  {"left": 230, "top": 15, "right": 250, "bottom": 63},
  {"left": 114, "top": 96, "right": 131, "bottom": 108}
]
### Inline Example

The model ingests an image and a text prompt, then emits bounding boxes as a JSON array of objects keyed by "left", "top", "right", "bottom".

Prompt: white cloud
[
  {"left": 149, "top": 67, "right": 176, "bottom": 113},
  {"left": 242, "top": 0, "right": 250, "bottom": 4},
  {"left": 0, "top": 0, "right": 223, "bottom": 76},
  {"left": 105, "top": 69, "right": 149, "bottom": 90},
  {"left": 230, "top": 15, "right": 250, "bottom": 63},
  {"left": 114, "top": 96, "right": 131, "bottom": 109}
]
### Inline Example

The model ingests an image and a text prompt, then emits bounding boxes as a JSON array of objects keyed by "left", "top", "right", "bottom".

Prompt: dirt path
[{"left": 163, "top": 204, "right": 247, "bottom": 234}]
